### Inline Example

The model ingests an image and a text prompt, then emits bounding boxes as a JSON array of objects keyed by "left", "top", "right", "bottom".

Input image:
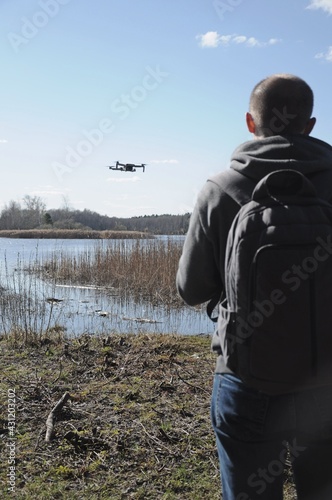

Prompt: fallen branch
[
  {"left": 175, "top": 367, "right": 210, "bottom": 394},
  {"left": 45, "top": 392, "right": 71, "bottom": 442}
]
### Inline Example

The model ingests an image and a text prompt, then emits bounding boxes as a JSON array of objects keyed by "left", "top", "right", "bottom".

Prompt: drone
[{"left": 107, "top": 161, "right": 146, "bottom": 172}]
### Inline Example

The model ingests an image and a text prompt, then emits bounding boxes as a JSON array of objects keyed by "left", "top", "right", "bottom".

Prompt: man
[{"left": 176, "top": 74, "right": 332, "bottom": 500}]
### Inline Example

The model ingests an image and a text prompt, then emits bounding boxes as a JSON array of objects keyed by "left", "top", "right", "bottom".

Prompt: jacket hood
[{"left": 230, "top": 134, "right": 332, "bottom": 181}]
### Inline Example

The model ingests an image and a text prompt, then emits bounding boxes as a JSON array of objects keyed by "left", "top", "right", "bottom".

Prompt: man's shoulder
[
  {"left": 207, "top": 168, "right": 255, "bottom": 206},
  {"left": 209, "top": 167, "right": 243, "bottom": 185}
]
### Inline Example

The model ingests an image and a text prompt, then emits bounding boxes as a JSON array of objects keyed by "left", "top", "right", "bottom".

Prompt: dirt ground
[{"left": 0, "top": 332, "right": 296, "bottom": 499}]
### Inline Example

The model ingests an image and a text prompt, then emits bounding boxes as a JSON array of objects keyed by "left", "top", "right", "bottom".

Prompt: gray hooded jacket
[{"left": 176, "top": 134, "right": 332, "bottom": 373}]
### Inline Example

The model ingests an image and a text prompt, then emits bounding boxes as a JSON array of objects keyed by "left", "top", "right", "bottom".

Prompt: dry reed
[
  {"left": 32, "top": 239, "right": 184, "bottom": 307},
  {"left": 0, "top": 254, "right": 63, "bottom": 342}
]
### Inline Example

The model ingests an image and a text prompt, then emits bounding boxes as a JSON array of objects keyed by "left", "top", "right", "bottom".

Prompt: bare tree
[{"left": 22, "top": 195, "right": 46, "bottom": 227}]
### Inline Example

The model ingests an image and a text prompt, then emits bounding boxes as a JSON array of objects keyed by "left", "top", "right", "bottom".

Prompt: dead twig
[
  {"left": 45, "top": 391, "right": 71, "bottom": 442},
  {"left": 175, "top": 367, "right": 210, "bottom": 394}
]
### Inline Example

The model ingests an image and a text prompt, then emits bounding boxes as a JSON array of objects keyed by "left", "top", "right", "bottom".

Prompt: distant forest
[{"left": 0, "top": 195, "right": 191, "bottom": 235}]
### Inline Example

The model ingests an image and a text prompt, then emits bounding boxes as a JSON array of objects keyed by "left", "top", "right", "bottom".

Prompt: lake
[{"left": 0, "top": 237, "right": 213, "bottom": 337}]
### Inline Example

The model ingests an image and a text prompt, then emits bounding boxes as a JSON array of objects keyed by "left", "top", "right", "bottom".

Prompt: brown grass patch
[{"left": 0, "top": 333, "right": 297, "bottom": 499}]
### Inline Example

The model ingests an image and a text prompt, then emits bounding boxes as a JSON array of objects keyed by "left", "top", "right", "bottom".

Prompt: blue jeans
[{"left": 211, "top": 374, "right": 332, "bottom": 500}]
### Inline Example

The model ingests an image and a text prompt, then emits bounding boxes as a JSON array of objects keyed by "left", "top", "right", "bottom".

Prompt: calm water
[{"left": 0, "top": 237, "right": 213, "bottom": 336}]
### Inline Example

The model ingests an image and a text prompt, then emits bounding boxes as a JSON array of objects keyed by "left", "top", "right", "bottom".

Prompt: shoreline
[{"left": 0, "top": 229, "right": 154, "bottom": 239}]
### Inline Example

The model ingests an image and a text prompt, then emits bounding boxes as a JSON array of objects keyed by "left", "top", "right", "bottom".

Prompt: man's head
[{"left": 246, "top": 74, "right": 316, "bottom": 138}]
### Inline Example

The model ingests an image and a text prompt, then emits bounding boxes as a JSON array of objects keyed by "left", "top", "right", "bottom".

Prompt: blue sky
[{"left": 1, "top": 0, "right": 332, "bottom": 217}]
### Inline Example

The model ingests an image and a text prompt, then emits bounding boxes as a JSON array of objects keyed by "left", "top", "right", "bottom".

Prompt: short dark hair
[{"left": 249, "top": 74, "right": 314, "bottom": 136}]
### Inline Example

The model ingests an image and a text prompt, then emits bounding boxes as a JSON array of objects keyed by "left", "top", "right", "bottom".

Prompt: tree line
[{"left": 0, "top": 195, "right": 190, "bottom": 235}]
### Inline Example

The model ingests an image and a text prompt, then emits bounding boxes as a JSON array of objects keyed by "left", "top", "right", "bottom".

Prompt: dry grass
[
  {"left": 0, "top": 238, "right": 188, "bottom": 346},
  {"left": 0, "top": 333, "right": 297, "bottom": 499},
  {"left": 31, "top": 239, "right": 184, "bottom": 307},
  {"left": 0, "top": 256, "right": 61, "bottom": 343}
]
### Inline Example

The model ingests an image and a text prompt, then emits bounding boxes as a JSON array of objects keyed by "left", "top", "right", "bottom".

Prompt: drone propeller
[
  {"left": 105, "top": 161, "right": 120, "bottom": 168},
  {"left": 104, "top": 161, "right": 147, "bottom": 172}
]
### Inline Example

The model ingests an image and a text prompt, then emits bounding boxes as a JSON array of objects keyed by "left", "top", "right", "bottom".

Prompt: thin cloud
[
  {"left": 107, "top": 176, "right": 141, "bottom": 183},
  {"left": 150, "top": 159, "right": 179, "bottom": 164},
  {"left": 315, "top": 46, "right": 332, "bottom": 61},
  {"left": 196, "top": 31, "right": 222, "bottom": 48},
  {"left": 306, "top": 0, "right": 332, "bottom": 14},
  {"left": 30, "top": 189, "right": 65, "bottom": 196},
  {"left": 196, "top": 32, "right": 281, "bottom": 48},
  {"left": 26, "top": 185, "right": 68, "bottom": 197},
  {"left": 0, "top": 139, "right": 8, "bottom": 143}
]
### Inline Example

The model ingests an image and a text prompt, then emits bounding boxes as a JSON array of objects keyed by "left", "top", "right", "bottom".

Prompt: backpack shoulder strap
[
  {"left": 210, "top": 168, "right": 257, "bottom": 207},
  {"left": 207, "top": 294, "right": 221, "bottom": 322}
]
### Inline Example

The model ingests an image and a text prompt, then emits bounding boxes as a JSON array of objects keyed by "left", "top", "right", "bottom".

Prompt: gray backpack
[{"left": 215, "top": 169, "right": 332, "bottom": 394}]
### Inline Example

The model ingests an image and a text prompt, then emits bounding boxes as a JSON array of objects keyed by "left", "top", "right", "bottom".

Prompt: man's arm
[
  {"left": 176, "top": 179, "right": 237, "bottom": 307},
  {"left": 176, "top": 202, "right": 221, "bottom": 306}
]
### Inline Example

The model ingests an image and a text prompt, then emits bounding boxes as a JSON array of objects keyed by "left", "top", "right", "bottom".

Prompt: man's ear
[
  {"left": 246, "top": 112, "right": 256, "bottom": 134},
  {"left": 303, "top": 117, "right": 316, "bottom": 135}
]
